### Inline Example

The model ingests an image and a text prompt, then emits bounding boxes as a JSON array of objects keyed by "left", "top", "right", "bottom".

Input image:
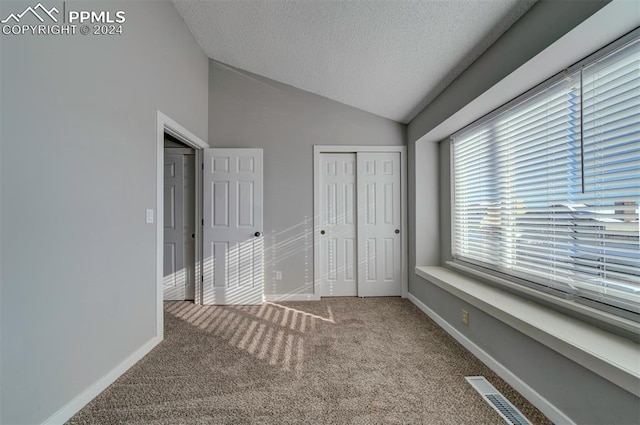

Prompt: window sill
[{"left": 415, "top": 265, "right": 640, "bottom": 397}]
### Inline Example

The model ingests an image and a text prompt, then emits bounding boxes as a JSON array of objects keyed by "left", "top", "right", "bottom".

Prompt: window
[{"left": 452, "top": 31, "right": 639, "bottom": 321}]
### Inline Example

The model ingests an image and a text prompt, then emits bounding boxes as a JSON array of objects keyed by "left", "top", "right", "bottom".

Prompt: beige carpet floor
[{"left": 67, "top": 298, "right": 552, "bottom": 424}]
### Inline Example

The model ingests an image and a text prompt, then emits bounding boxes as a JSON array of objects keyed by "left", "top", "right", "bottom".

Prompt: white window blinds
[{"left": 452, "top": 34, "right": 639, "bottom": 319}]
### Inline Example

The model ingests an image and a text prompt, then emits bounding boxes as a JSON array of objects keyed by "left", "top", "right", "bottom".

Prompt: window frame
[{"left": 448, "top": 27, "right": 640, "bottom": 335}]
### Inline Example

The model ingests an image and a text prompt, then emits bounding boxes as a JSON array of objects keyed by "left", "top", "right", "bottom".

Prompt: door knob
[
  {"left": 320, "top": 230, "right": 326, "bottom": 235},
  {"left": 254, "top": 232, "right": 261, "bottom": 237},
  {"left": 395, "top": 229, "right": 400, "bottom": 234}
]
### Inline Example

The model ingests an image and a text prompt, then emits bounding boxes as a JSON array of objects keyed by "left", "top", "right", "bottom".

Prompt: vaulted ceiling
[{"left": 172, "top": 0, "right": 536, "bottom": 123}]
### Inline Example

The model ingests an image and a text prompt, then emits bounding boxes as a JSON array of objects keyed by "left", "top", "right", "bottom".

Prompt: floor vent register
[{"left": 465, "top": 376, "right": 533, "bottom": 425}]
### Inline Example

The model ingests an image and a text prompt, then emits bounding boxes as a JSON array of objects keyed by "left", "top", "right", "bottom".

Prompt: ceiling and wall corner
[
  {"left": 172, "top": 0, "right": 536, "bottom": 123},
  {"left": 407, "top": 0, "right": 618, "bottom": 144}
]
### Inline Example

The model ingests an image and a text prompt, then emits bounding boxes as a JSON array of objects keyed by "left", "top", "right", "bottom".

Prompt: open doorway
[
  {"left": 163, "top": 134, "right": 196, "bottom": 300},
  {"left": 156, "top": 111, "right": 209, "bottom": 339}
]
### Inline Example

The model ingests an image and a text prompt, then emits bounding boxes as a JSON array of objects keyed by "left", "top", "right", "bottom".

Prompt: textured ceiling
[{"left": 172, "top": 0, "right": 536, "bottom": 123}]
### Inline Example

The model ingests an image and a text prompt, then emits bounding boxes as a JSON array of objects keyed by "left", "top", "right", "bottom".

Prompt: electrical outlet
[
  {"left": 275, "top": 271, "right": 282, "bottom": 280},
  {"left": 461, "top": 310, "right": 470, "bottom": 326}
]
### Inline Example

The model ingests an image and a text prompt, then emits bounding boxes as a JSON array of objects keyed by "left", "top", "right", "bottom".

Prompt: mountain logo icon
[{"left": 1, "top": 3, "right": 59, "bottom": 24}]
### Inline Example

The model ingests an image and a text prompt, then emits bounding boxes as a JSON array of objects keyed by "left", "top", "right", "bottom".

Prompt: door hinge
[
  {"left": 202, "top": 219, "right": 204, "bottom": 226},
  {"left": 201, "top": 163, "right": 204, "bottom": 170},
  {"left": 201, "top": 275, "right": 204, "bottom": 282}
]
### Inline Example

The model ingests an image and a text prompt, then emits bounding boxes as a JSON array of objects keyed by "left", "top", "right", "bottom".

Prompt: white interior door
[
  {"left": 164, "top": 154, "right": 186, "bottom": 300},
  {"left": 357, "top": 152, "right": 402, "bottom": 297},
  {"left": 319, "top": 153, "right": 358, "bottom": 296},
  {"left": 202, "top": 148, "right": 264, "bottom": 305}
]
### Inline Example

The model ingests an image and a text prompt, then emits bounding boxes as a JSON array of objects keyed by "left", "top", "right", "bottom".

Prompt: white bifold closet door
[
  {"left": 319, "top": 152, "right": 401, "bottom": 297},
  {"left": 202, "top": 149, "right": 264, "bottom": 305}
]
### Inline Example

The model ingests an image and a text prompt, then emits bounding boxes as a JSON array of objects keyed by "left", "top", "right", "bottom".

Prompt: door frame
[
  {"left": 313, "top": 145, "right": 408, "bottom": 298},
  {"left": 156, "top": 111, "right": 208, "bottom": 338}
]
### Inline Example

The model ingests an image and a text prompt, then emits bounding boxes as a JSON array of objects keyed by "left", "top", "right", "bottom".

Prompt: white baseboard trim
[
  {"left": 407, "top": 292, "right": 575, "bottom": 425},
  {"left": 264, "top": 293, "right": 321, "bottom": 302},
  {"left": 42, "top": 335, "right": 162, "bottom": 425}
]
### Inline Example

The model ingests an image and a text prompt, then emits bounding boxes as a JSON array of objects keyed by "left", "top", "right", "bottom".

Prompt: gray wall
[
  {"left": 208, "top": 61, "right": 405, "bottom": 296},
  {"left": 0, "top": 1, "right": 208, "bottom": 423},
  {"left": 407, "top": 0, "right": 640, "bottom": 423}
]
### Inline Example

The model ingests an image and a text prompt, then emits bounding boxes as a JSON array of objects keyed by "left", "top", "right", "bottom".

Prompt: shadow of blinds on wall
[{"left": 451, "top": 30, "right": 639, "bottom": 322}]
